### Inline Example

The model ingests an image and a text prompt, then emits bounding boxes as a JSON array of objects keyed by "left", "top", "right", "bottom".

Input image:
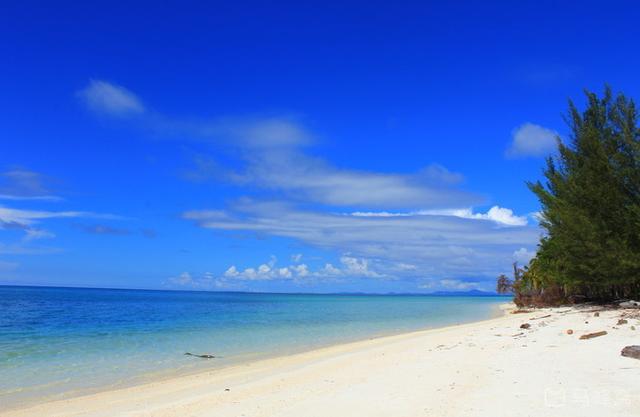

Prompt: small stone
[
  {"left": 520, "top": 323, "right": 531, "bottom": 329},
  {"left": 621, "top": 345, "right": 640, "bottom": 360},
  {"left": 617, "top": 319, "right": 628, "bottom": 325},
  {"left": 594, "top": 312, "right": 600, "bottom": 317},
  {"left": 631, "top": 326, "right": 636, "bottom": 331},
  {"left": 566, "top": 329, "right": 574, "bottom": 335}
]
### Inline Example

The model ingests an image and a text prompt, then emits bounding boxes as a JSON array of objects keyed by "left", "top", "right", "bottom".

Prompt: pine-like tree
[{"left": 527, "top": 87, "right": 640, "bottom": 301}]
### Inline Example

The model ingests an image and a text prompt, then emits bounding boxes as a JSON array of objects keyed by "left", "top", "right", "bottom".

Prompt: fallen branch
[
  {"left": 530, "top": 314, "right": 552, "bottom": 320},
  {"left": 579, "top": 331, "right": 607, "bottom": 340}
]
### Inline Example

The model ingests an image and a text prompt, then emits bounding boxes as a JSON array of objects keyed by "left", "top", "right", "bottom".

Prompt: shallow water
[{"left": 0, "top": 286, "right": 508, "bottom": 408}]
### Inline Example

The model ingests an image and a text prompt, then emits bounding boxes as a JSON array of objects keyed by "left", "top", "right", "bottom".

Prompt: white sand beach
[{"left": 2, "top": 305, "right": 639, "bottom": 417}]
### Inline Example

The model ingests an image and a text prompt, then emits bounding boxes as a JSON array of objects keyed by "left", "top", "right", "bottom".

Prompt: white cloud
[
  {"left": 339, "top": 256, "right": 382, "bottom": 278},
  {"left": 0, "top": 206, "right": 119, "bottom": 227},
  {"left": 278, "top": 267, "right": 293, "bottom": 278},
  {"left": 353, "top": 205, "right": 527, "bottom": 227},
  {"left": 202, "top": 254, "right": 388, "bottom": 286},
  {"left": 78, "top": 82, "right": 480, "bottom": 209},
  {"left": 170, "top": 272, "right": 194, "bottom": 286},
  {"left": 227, "top": 151, "right": 478, "bottom": 209},
  {"left": 0, "top": 194, "right": 62, "bottom": 202},
  {"left": 0, "top": 206, "right": 122, "bottom": 245},
  {"left": 291, "top": 253, "right": 303, "bottom": 263},
  {"left": 438, "top": 279, "right": 478, "bottom": 291},
  {"left": 513, "top": 247, "right": 536, "bottom": 265},
  {"left": 23, "top": 228, "right": 56, "bottom": 241},
  {"left": 184, "top": 200, "right": 539, "bottom": 282},
  {"left": 77, "top": 80, "right": 145, "bottom": 117},
  {"left": 0, "top": 169, "right": 61, "bottom": 200},
  {"left": 167, "top": 271, "right": 245, "bottom": 291},
  {"left": 320, "top": 263, "right": 341, "bottom": 276},
  {"left": 506, "top": 123, "right": 558, "bottom": 158},
  {"left": 77, "top": 82, "right": 541, "bottom": 288}
]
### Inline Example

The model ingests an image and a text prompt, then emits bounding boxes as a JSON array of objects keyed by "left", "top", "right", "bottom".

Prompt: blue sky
[{"left": 2, "top": 1, "right": 640, "bottom": 292}]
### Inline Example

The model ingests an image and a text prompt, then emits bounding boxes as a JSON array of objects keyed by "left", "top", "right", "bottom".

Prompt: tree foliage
[{"left": 512, "top": 87, "right": 640, "bottom": 304}]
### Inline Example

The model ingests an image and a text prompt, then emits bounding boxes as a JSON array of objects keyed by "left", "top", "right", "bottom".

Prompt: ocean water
[{"left": 0, "top": 286, "right": 508, "bottom": 408}]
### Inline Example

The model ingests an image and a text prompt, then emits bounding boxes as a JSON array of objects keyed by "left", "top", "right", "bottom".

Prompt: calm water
[{"left": 0, "top": 286, "right": 507, "bottom": 408}]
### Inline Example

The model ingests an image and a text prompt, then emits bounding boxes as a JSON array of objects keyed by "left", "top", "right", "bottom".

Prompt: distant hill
[{"left": 427, "top": 289, "right": 501, "bottom": 297}]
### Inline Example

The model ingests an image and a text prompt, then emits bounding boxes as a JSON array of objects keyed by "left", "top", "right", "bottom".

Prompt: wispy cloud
[
  {"left": 505, "top": 123, "right": 558, "bottom": 158},
  {"left": 184, "top": 199, "right": 539, "bottom": 281},
  {"left": 222, "top": 150, "right": 478, "bottom": 209},
  {"left": 78, "top": 80, "right": 480, "bottom": 210},
  {"left": 0, "top": 169, "right": 61, "bottom": 201},
  {"left": 418, "top": 206, "right": 528, "bottom": 226},
  {"left": 0, "top": 207, "right": 119, "bottom": 227},
  {"left": 77, "top": 224, "right": 131, "bottom": 236},
  {"left": 418, "top": 277, "right": 484, "bottom": 291},
  {"left": 79, "top": 81, "right": 540, "bottom": 288},
  {"left": 77, "top": 80, "right": 145, "bottom": 117},
  {"left": 23, "top": 228, "right": 56, "bottom": 241}
]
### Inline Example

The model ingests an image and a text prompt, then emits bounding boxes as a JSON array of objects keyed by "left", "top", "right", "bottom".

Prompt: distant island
[{"left": 427, "top": 289, "right": 499, "bottom": 297}]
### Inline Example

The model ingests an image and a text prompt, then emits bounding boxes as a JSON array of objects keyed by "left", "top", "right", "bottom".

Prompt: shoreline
[
  {"left": 3, "top": 304, "right": 639, "bottom": 416},
  {"left": 1, "top": 302, "right": 508, "bottom": 412}
]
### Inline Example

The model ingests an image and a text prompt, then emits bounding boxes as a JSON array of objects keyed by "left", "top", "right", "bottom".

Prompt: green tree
[{"left": 526, "top": 87, "right": 640, "bottom": 302}]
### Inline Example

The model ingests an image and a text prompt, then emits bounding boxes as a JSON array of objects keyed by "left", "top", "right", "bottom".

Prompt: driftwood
[
  {"left": 185, "top": 352, "right": 217, "bottom": 359},
  {"left": 579, "top": 331, "right": 607, "bottom": 340},
  {"left": 530, "top": 314, "right": 551, "bottom": 321},
  {"left": 621, "top": 346, "right": 640, "bottom": 359}
]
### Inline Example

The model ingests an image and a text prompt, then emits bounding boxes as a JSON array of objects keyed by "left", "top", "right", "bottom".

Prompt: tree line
[{"left": 498, "top": 87, "right": 640, "bottom": 305}]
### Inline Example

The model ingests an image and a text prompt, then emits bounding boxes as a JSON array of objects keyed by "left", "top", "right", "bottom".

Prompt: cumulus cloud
[
  {"left": 339, "top": 256, "right": 383, "bottom": 278},
  {"left": 168, "top": 254, "right": 389, "bottom": 291},
  {"left": 513, "top": 247, "right": 536, "bottom": 265},
  {"left": 506, "top": 123, "right": 558, "bottom": 158},
  {"left": 221, "top": 255, "right": 381, "bottom": 282},
  {"left": 77, "top": 80, "right": 145, "bottom": 117}
]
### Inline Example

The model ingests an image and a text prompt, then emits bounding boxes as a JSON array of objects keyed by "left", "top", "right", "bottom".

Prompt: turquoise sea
[{"left": 0, "top": 286, "right": 508, "bottom": 408}]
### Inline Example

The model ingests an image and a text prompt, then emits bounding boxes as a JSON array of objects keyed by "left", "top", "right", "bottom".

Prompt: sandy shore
[{"left": 2, "top": 305, "right": 639, "bottom": 417}]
